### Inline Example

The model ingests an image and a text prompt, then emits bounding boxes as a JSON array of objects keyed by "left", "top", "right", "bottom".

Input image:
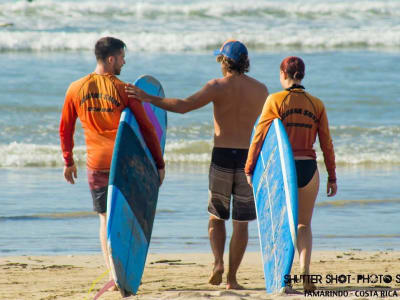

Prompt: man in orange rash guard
[{"left": 59, "top": 37, "right": 165, "bottom": 286}]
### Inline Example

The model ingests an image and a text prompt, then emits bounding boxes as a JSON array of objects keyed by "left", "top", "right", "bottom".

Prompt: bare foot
[
  {"left": 226, "top": 281, "right": 244, "bottom": 290},
  {"left": 303, "top": 281, "right": 316, "bottom": 292},
  {"left": 93, "top": 280, "right": 118, "bottom": 300},
  {"left": 105, "top": 279, "right": 118, "bottom": 291},
  {"left": 300, "top": 271, "right": 317, "bottom": 292},
  {"left": 208, "top": 266, "right": 224, "bottom": 285},
  {"left": 226, "top": 273, "right": 244, "bottom": 290},
  {"left": 279, "top": 285, "right": 302, "bottom": 295},
  {"left": 108, "top": 282, "right": 118, "bottom": 291}
]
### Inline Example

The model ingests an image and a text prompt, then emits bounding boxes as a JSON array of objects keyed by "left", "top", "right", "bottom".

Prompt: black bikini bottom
[{"left": 295, "top": 159, "right": 317, "bottom": 188}]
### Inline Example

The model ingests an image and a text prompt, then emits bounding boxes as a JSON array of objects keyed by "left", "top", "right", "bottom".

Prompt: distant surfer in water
[
  {"left": 59, "top": 37, "right": 165, "bottom": 290},
  {"left": 245, "top": 56, "right": 337, "bottom": 292},
  {"left": 125, "top": 40, "right": 268, "bottom": 289}
]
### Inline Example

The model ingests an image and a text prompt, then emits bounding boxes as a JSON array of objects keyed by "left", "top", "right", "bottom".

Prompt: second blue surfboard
[
  {"left": 106, "top": 75, "right": 166, "bottom": 297},
  {"left": 251, "top": 118, "right": 298, "bottom": 294}
]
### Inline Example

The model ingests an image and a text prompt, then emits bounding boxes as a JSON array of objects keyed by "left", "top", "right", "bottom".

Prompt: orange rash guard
[
  {"left": 59, "top": 73, "right": 165, "bottom": 171},
  {"left": 245, "top": 87, "right": 336, "bottom": 183}
]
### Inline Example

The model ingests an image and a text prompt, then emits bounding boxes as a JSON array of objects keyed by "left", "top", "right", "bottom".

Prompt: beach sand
[{"left": 1, "top": 251, "right": 400, "bottom": 300}]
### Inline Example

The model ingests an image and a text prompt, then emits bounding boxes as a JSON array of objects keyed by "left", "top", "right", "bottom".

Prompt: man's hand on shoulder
[
  {"left": 125, "top": 84, "right": 153, "bottom": 103},
  {"left": 64, "top": 164, "right": 77, "bottom": 184},
  {"left": 158, "top": 168, "right": 165, "bottom": 186}
]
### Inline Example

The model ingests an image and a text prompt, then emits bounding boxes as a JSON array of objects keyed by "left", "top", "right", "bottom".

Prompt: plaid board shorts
[
  {"left": 87, "top": 168, "right": 109, "bottom": 214},
  {"left": 208, "top": 147, "right": 256, "bottom": 221}
]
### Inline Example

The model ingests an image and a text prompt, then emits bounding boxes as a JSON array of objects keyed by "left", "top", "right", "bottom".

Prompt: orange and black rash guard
[
  {"left": 59, "top": 73, "right": 165, "bottom": 171},
  {"left": 245, "top": 87, "right": 336, "bottom": 183}
]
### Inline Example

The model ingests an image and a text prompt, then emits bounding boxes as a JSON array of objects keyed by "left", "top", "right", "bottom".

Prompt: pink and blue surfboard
[
  {"left": 251, "top": 118, "right": 298, "bottom": 294},
  {"left": 106, "top": 75, "right": 166, "bottom": 297}
]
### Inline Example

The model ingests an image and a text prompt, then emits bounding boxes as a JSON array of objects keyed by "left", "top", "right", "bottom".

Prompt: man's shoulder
[
  {"left": 238, "top": 75, "right": 268, "bottom": 96},
  {"left": 67, "top": 74, "right": 92, "bottom": 91},
  {"left": 245, "top": 74, "right": 267, "bottom": 87},
  {"left": 66, "top": 74, "right": 91, "bottom": 97},
  {"left": 211, "top": 75, "right": 266, "bottom": 88},
  {"left": 76, "top": 73, "right": 125, "bottom": 93},
  {"left": 206, "top": 78, "right": 221, "bottom": 87},
  {"left": 107, "top": 74, "right": 125, "bottom": 85},
  {"left": 199, "top": 78, "right": 222, "bottom": 95},
  {"left": 72, "top": 73, "right": 92, "bottom": 86}
]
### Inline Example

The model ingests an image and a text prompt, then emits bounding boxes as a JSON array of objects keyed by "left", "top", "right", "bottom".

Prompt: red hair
[{"left": 280, "top": 56, "right": 305, "bottom": 80}]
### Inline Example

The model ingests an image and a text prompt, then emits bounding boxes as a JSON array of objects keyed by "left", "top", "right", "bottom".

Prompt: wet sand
[{"left": 1, "top": 251, "right": 400, "bottom": 299}]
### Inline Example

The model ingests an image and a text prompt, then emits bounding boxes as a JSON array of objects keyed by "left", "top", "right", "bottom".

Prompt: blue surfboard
[
  {"left": 251, "top": 118, "right": 298, "bottom": 294},
  {"left": 106, "top": 75, "right": 166, "bottom": 297}
]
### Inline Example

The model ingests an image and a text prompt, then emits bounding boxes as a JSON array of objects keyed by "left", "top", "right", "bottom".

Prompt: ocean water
[{"left": 0, "top": 0, "right": 399, "bottom": 256}]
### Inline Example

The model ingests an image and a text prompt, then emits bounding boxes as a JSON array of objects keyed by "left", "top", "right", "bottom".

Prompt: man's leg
[
  {"left": 227, "top": 161, "right": 255, "bottom": 290},
  {"left": 208, "top": 215, "right": 226, "bottom": 285},
  {"left": 207, "top": 149, "right": 234, "bottom": 285},
  {"left": 99, "top": 213, "right": 111, "bottom": 273},
  {"left": 98, "top": 213, "right": 118, "bottom": 291},
  {"left": 88, "top": 169, "right": 116, "bottom": 291},
  {"left": 226, "top": 220, "right": 248, "bottom": 290}
]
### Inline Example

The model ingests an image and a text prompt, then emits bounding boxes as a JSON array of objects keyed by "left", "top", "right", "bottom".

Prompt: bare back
[{"left": 212, "top": 74, "right": 268, "bottom": 149}]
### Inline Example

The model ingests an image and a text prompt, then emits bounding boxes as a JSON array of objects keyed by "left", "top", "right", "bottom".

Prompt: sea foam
[{"left": 0, "top": 0, "right": 399, "bottom": 52}]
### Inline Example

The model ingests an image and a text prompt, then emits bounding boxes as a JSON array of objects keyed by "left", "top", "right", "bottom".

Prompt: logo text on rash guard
[
  {"left": 87, "top": 107, "right": 114, "bottom": 113},
  {"left": 281, "top": 108, "right": 318, "bottom": 123},
  {"left": 80, "top": 93, "right": 120, "bottom": 107}
]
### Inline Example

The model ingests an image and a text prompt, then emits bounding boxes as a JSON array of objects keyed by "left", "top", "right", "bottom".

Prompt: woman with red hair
[{"left": 245, "top": 56, "right": 337, "bottom": 292}]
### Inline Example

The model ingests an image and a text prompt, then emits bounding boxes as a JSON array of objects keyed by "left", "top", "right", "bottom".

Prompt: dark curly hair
[{"left": 217, "top": 54, "right": 250, "bottom": 74}]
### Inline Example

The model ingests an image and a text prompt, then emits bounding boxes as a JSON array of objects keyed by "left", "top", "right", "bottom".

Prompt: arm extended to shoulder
[{"left": 125, "top": 80, "right": 217, "bottom": 114}]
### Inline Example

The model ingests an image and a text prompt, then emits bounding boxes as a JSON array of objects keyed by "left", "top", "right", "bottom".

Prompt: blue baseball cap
[{"left": 214, "top": 40, "right": 248, "bottom": 62}]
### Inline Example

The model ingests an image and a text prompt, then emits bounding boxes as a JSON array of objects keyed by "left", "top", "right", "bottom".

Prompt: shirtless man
[
  {"left": 125, "top": 40, "right": 268, "bottom": 289},
  {"left": 60, "top": 37, "right": 165, "bottom": 287}
]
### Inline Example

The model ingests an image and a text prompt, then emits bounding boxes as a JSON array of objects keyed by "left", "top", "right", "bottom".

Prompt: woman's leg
[{"left": 297, "top": 168, "right": 319, "bottom": 290}]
